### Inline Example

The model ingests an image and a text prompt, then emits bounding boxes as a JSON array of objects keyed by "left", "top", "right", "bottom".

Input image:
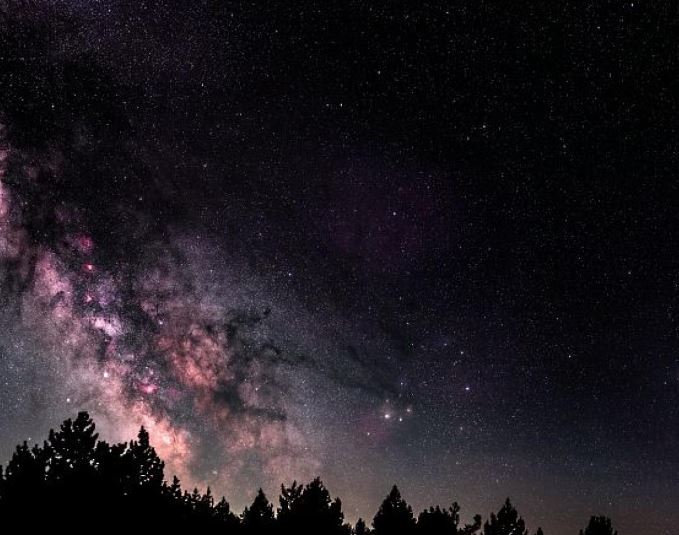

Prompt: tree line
[{"left": 0, "top": 412, "right": 617, "bottom": 534}]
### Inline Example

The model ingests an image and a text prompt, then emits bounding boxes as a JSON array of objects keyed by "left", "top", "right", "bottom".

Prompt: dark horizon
[
  {"left": 0, "top": 410, "right": 616, "bottom": 535},
  {"left": 1, "top": 2, "right": 678, "bottom": 534}
]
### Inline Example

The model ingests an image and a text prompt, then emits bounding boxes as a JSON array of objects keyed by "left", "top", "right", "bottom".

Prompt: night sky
[{"left": 1, "top": 2, "right": 678, "bottom": 534}]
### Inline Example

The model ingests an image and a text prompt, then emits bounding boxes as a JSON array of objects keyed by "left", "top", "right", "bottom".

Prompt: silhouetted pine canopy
[
  {"left": 579, "top": 516, "right": 618, "bottom": 535},
  {"left": 0, "top": 412, "right": 616, "bottom": 534}
]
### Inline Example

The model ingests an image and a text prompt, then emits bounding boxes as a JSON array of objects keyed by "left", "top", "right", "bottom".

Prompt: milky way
[
  {"left": 0, "top": 118, "right": 406, "bottom": 502},
  {"left": 2, "top": 2, "right": 679, "bottom": 534}
]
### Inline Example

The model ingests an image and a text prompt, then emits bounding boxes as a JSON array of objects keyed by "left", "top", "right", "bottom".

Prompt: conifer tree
[
  {"left": 483, "top": 499, "right": 528, "bottom": 535},
  {"left": 167, "top": 475, "right": 183, "bottom": 501},
  {"left": 126, "top": 426, "right": 164, "bottom": 489},
  {"left": 373, "top": 485, "right": 416, "bottom": 535},
  {"left": 417, "top": 505, "right": 458, "bottom": 534},
  {"left": 277, "top": 477, "right": 348, "bottom": 535},
  {"left": 46, "top": 412, "right": 98, "bottom": 482},
  {"left": 579, "top": 516, "right": 617, "bottom": 535},
  {"left": 215, "top": 495, "right": 241, "bottom": 530},
  {"left": 196, "top": 486, "right": 214, "bottom": 517},
  {"left": 356, "top": 518, "right": 372, "bottom": 535},
  {"left": 243, "top": 488, "right": 276, "bottom": 534},
  {"left": 3, "top": 441, "right": 46, "bottom": 497},
  {"left": 279, "top": 480, "right": 303, "bottom": 517}
]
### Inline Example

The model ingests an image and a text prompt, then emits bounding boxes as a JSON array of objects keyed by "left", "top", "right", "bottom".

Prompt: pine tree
[
  {"left": 579, "top": 516, "right": 617, "bottom": 535},
  {"left": 125, "top": 426, "right": 164, "bottom": 489},
  {"left": 373, "top": 485, "right": 416, "bottom": 535},
  {"left": 196, "top": 486, "right": 214, "bottom": 517},
  {"left": 5, "top": 413, "right": 103, "bottom": 527},
  {"left": 167, "top": 475, "right": 183, "bottom": 501},
  {"left": 277, "top": 477, "right": 348, "bottom": 535},
  {"left": 46, "top": 412, "right": 98, "bottom": 482},
  {"left": 416, "top": 501, "right": 481, "bottom": 535},
  {"left": 94, "top": 440, "right": 125, "bottom": 488},
  {"left": 0, "top": 441, "right": 48, "bottom": 528},
  {"left": 279, "top": 480, "right": 303, "bottom": 517},
  {"left": 190, "top": 487, "right": 202, "bottom": 510},
  {"left": 417, "top": 505, "right": 457, "bottom": 534},
  {"left": 356, "top": 518, "right": 372, "bottom": 535},
  {"left": 243, "top": 488, "right": 276, "bottom": 534},
  {"left": 483, "top": 499, "right": 528, "bottom": 535},
  {"left": 215, "top": 495, "right": 241, "bottom": 530},
  {"left": 2, "top": 441, "right": 46, "bottom": 496}
]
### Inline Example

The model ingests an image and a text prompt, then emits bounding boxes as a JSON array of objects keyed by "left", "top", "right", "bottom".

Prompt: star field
[{"left": 1, "top": 2, "right": 679, "bottom": 534}]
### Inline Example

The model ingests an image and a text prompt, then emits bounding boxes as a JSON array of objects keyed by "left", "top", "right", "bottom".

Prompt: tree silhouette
[
  {"left": 163, "top": 475, "right": 190, "bottom": 525},
  {"left": 0, "top": 411, "right": 619, "bottom": 534},
  {"left": 46, "top": 412, "right": 98, "bottom": 481},
  {"left": 417, "top": 502, "right": 482, "bottom": 535},
  {"left": 126, "top": 426, "right": 164, "bottom": 489},
  {"left": 355, "top": 517, "right": 372, "bottom": 535},
  {"left": 483, "top": 499, "right": 528, "bottom": 535},
  {"left": 279, "top": 480, "right": 303, "bottom": 517},
  {"left": 418, "top": 505, "right": 459, "bottom": 534},
  {"left": 215, "top": 495, "right": 241, "bottom": 531},
  {"left": 2, "top": 441, "right": 47, "bottom": 509},
  {"left": 277, "top": 477, "right": 349, "bottom": 535},
  {"left": 243, "top": 488, "right": 276, "bottom": 534},
  {"left": 579, "top": 516, "right": 617, "bottom": 535},
  {"left": 190, "top": 487, "right": 203, "bottom": 510},
  {"left": 197, "top": 486, "right": 215, "bottom": 516},
  {"left": 461, "top": 512, "right": 483, "bottom": 534},
  {"left": 373, "top": 485, "right": 417, "bottom": 535}
]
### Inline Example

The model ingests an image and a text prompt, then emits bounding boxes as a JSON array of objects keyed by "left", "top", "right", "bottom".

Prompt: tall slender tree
[{"left": 125, "top": 426, "right": 164, "bottom": 490}]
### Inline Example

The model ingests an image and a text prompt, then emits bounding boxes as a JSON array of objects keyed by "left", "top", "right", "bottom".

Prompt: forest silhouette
[{"left": 0, "top": 412, "right": 618, "bottom": 534}]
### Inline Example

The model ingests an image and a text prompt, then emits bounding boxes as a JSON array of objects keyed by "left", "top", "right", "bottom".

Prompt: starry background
[{"left": 1, "top": 2, "right": 678, "bottom": 534}]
